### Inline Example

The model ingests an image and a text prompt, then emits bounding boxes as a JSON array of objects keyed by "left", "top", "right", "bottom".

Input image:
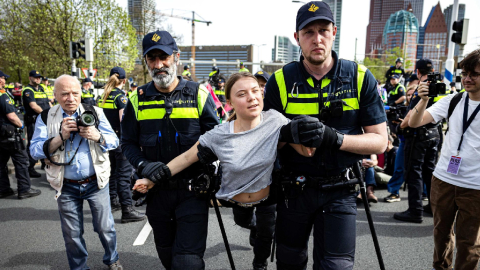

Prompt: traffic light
[
  {"left": 451, "top": 18, "right": 469, "bottom": 45},
  {"left": 69, "top": 41, "right": 85, "bottom": 59}
]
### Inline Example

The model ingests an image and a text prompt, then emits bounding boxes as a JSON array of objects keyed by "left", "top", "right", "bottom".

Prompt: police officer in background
[
  {"left": 128, "top": 82, "right": 138, "bottom": 98},
  {"left": 23, "top": 70, "right": 51, "bottom": 177},
  {"left": 121, "top": 30, "right": 219, "bottom": 269},
  {"left": 41, "top": 77, "right": 54, "bottom": 104},
  {"left": 239, "top": 62, "right": 250, "bottom": 73},
  {"left": 254, "top": 70, "right": 270, "bottom": 95},
  {"left": 182, "top": 65, "right": 191, "bottom": 78},
  {"left": 387, "top": 74, "right": 406, "bottom": 106},
  {"left": 81, "top": 78, "right": 96, "bottom": 106},
  {"left": 264, "top": 2, "right": 387, "bottom": 268},
  {"left": 214, "top": 77, "right": 226, "bottom": 120},
  {"left": 98, "top": 67, "right": 145, "bottom": 223},
  {"left": 0, "top": 70, "right": 41, "bottom": 199},
  {"left": 394, "top": 58, "right": 440, "bottom": 223},
  {"left": 385, "top": 57, "right": 406, "bottom": 88}
]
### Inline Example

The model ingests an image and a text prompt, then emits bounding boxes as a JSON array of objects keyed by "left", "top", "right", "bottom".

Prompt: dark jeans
[
  {"left": 108, "top": 146, "right": 133, "bottom": 206},
  {"left": 0, "top": 142, "right": 31, "bottom": 193},
  {"left": 26, "top": 121, "right": 37, "bottom": 169},
  {"left": 146, "top": 189, "right": 209, "bottom": 270},
  {"left": 276, "top": 187, "right": 357, "bottom": 270},
  {"left": 404, "top": 135, "right": 439, "bottom": 215}
]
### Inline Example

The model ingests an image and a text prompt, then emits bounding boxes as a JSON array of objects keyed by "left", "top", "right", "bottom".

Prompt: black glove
[
  {"left": 197, "top": 144, "right": 218, "bottom": 164},
  {"left": 137, "top": 161, "right": 171, "bottom": 184}
]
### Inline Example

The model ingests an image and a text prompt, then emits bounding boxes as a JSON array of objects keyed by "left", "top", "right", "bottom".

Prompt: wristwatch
[{"left": 97, "top": 133, "right": 104, "bottom": 144}]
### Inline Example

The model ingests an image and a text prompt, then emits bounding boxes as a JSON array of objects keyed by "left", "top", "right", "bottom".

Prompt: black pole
[
  {"left": 353, "top": 163, "right": 386, "bottom": 270},
  {"left": 212, "top": 195, "right": 236, "bottom": 270},
  {"left": 270, "top": 233, "right": 276, "bottom": 262}
]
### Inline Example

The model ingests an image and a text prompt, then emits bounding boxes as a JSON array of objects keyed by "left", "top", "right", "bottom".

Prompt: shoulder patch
[
  {"left": 25, "top": 92, "right": 30, "bottom": 97},
  {"left": 7, "top": 99, "right": 13, "bottom": 105},
  {"left": 121, "top": 96, "right": 128, "bottom": 104}
]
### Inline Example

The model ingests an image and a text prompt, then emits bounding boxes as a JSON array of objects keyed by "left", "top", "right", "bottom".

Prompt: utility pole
[{"left": 445, "top": 0, "right": 459, "bottom": 85}]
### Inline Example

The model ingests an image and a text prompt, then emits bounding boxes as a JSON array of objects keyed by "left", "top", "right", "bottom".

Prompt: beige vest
[{"left": 44, "top": 104, "right": 111, "bottom": 200}]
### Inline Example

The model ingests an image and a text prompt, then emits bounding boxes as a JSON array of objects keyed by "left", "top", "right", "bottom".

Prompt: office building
[
  {"left": 323, "top": 0, "right": 342, "bottom": 55},
  {"left": 272, "top": 36, "right": 300, "bottom": 63},
  {"left": 417, "top": 3, "right": 448, "bottom": 71},
  {"left": 382, "top": 10, "right": 419, "bottom": 63}
]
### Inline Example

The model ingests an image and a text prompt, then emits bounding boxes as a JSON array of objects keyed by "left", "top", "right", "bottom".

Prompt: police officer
[
  {"left": 387, "top": 74, "right": 406, "bottom": 106},
  {"left": 97, "top": 66, "right": 146, "bottom": 223},
  {"left": 394, "top": 58, "right": 440, "bottom": 223},
  {"left": 264, "top": 2, "right": 387, "bottom": 268},
  {"left": 41, "top": 77, "right": 54, "bottom": 104},
  {"left": 128, "top": 82, "right": 138, "bottom": 98},
  {"left": 122, "top": 30, "right": 219, "bottom": 269},
  {"left": 214, "top": 77, "right": 226, "bottom": 120},
  {"left": 0, "top": 70, "right": 41, "bottom": 199},
  {"left": 254, "top": 70, "right": 270, "bottom": 95},
  {"left": 385, "top": 57, "right": 406, "bottom": 87},
  {"left": 23, "top": 70, "right": 51, "bottom": 177},
  {"left": 182, "top": 65, "right": 191, "bottom": 78},
  {"left": 81, "top": 78, "right": 96, "bottom": 106},
  {"left": 239, "top": 62, "right": 250, "bottom": 73}
]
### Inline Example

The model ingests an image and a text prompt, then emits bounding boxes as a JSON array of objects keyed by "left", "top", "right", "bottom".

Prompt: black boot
[
  {"left": 29, "top": 169, "right": 41, "bottom": 178},
  {"left": 121, "top": 205, "right": 146, "bottom": 223},
  {"left": 253, "top": 259, "right": 268, "bottom": 270},
  {"left": 110, "top": 197, "right": 121, "bottom": 212}
]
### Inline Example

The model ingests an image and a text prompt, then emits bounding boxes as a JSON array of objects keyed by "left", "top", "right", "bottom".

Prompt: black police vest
[
  {"left": 275, "top": 60, "right": 367, "bottom": 175},
  {"left": 131, "top": 81, "right": 204, "bottom": 182},
  {"left": 0, "top": 92, "right": 15, "bottom": 127},
  {"left": 81, "top": 89, "right": 96, "bottom": 106},
  {"left": 97, "top": 89, "right": 124, "bottom": 132},
  {"left": 23, "top": 85, "right": 50, "bottom": 116}
]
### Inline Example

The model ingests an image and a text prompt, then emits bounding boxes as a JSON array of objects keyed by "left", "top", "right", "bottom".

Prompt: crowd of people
[{"left": 1, "top": 1, "right": 480, "bottom": 270}]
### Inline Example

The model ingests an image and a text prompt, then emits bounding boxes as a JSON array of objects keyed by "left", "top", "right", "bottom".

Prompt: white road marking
[{"left": 133, "top": 220, "right": 152, "bottom": 246}]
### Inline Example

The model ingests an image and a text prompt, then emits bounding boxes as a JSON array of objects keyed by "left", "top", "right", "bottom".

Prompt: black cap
[
  {"left": 42, "top": 77, "right": 49, "bottom": 81},
  {"left": 390, "top": 74, "right": 400, "bottom": 79},
  {"left": 110, "top": 67, "right": 126, "bottom": 79},
  {"left": 29, "top": 70, "right": 42, "bottom": 78},
  {"left": 184, "top": 65, "right": 189, "bottom": 70},
  {"left": 83, "top": 78, "right": 93, "bottom": 83},
  {"left": 218, "top": 78, "right": 225, "bottom": 84},
  {"left": 131, "top": 82, "right": 138, "bottom": 87},
  {"left": 416, "top": 58, "right": 433, "bottom": 71},
  {"left": 0, "top": 70, "right": 10, "bottom": 79},
  {"left": 296, "top": 1, "right": 334, "bottom": 32},
  {"left": 212, "top": 66, "right": 218, "bottom": 71},
  {"left": 254, "top": 70, "right": 270, "bottom": 82},
  {"left": 143, "top": 30, "right": 178, "bottom": 57},
  {"left": 450, "top": 82, "right": 456, "bottom": 87},
  {"left": 240, "top": 62, "right": 244, "bottom": 66}
]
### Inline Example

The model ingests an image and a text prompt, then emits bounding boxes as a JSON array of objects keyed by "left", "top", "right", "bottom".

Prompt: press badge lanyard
[{"left": 447, "top": 95, "right": 480, "bottom": 175}]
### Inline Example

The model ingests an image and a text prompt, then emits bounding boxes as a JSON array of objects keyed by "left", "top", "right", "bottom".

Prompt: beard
[
  {"left": 148, "top": 64, "right": 177, "bottom": 88},
  {"left": 302, "top": 47, "right": 331, "bottom": 66}
]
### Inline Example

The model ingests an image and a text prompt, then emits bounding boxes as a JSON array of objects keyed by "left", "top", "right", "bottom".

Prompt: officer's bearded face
[
  {"left": 146, "top": 51, "right": 177, "bottom": 89},
  {"left": 297, "top": 20, "right": 337, "bottom": 66},
  {"left": 30, "top": 76, "right": 41, "bottom": 86},
  {"left": 0, "top": 76, "right": 5, "bottom": 89}
]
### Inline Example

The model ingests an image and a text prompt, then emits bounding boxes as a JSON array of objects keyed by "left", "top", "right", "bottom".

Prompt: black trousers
[
  {"left": 0, "top": 141, "right": 31, "bottom": 193},
  {"left": 108, "top": 146, "right": 133, "bottom": 206},
  {"left": 146, "top": 189, "right": 209, "bottom": 270},
  {"left": 404, "top": 135, "right": 440, "bottom": 216},
  {"left": 275, "top": 187, "right": 357, "bottom": 270},
  {"left": 26, "top": 121, "right": 37, "bottom": 169}
]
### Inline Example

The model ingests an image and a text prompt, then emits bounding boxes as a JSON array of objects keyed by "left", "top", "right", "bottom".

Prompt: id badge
[{"left": 447, "top": 156, "right": 462, "bottom": 175}]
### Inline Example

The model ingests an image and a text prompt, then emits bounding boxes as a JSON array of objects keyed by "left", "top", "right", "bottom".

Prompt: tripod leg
[{"left": 212, "top": 195, "right": 236, "bottom": 270}]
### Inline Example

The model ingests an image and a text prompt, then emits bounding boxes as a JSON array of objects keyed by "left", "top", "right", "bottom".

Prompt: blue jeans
[
  {"left": 364, "top": 167, "right": 376, "bottom": 187},
  {"left": 387, "top": 140, "right": 405, "bottom": 195},
  {"left": 57, "top": 181, "right": 118, "bottom": 270}
]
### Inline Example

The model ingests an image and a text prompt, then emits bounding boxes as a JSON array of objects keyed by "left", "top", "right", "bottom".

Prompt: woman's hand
[
  {"left": 289, "top": 144, "right": 316, "bottom": 157},
  {"left": 132, "top": 178, "right": 155, "bottom": 193}
]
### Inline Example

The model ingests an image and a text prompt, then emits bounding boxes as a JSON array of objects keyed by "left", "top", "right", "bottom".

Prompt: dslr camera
[
  {"left": 70, "top": 111, "right": 97, "bottom": 127},
  {"left": 385, "top": 105, "right": 407, "bottom": 122},
  {"left": 427, "top": 72, "right": 446, "bottom": 97}
]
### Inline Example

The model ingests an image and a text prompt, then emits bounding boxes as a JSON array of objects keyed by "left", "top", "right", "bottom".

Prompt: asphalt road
[{"left": 0, "top": 168, "right": 463, "bottom": 270}]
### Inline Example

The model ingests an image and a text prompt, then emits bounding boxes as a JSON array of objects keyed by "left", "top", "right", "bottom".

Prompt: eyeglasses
[{"left": 461, "top": 72, "right": 480, "bottom": 80}]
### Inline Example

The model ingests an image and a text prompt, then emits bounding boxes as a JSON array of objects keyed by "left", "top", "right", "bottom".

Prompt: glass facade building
[{"left": 272, "top": 36, "right": 300, "bottom": 63}]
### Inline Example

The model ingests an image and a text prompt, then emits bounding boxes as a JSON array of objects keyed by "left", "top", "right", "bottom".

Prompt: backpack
[{"left": 445, "top": 92, "right": 464, "bottom": 134}]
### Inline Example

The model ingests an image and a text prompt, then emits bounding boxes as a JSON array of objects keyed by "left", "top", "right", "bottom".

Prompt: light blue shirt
[{"left": 30, "top": 106, "right": 119, "bottom": 180}]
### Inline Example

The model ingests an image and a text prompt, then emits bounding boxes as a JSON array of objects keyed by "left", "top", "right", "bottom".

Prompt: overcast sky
[{"left": 117, "top": 0, "right": 479, "bottom": 64}]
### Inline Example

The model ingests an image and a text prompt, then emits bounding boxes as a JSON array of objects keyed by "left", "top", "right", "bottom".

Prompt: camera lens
[{"left": 81, "top": 113, "right": 95, "bottom": 126}]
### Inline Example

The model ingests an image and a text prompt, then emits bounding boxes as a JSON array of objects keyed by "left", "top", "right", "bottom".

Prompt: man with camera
[
  {"left": 121, "top": 30, "right": 219, "bottom": 269},
  {"left": 22, "top": 70, "right": 52, "bottom": 178},
  {"left": 0, "top": 70, "right": 41, "bottom": 199},
  {"left": 393, "top": 58, "right": 441, "bottom": 223},
  {"left": 408, "top": 49, "right": 480, "bottom": 270},
  {"left": 264, "top": 2, "right": 387, "bottom": 268},
  {"left": 29, "top": 75, "right": 123, "bottom": 270}
]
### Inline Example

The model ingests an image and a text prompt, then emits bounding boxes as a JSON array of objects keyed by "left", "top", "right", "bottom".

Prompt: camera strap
[
  {"left": 43, "top": 131, "right": 85, "bottom": 166},
  {"left": 457, "top": 95, "right": 480, "bottom": 156}
]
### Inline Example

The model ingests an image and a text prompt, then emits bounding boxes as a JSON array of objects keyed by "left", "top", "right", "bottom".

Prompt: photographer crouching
[
  {"left": 393, "top": 58, "right": 442, "bottom": 223},
  {"left": 29, "top": 75, "right": 123, "bottom": 269},
  {"left": 409, "top": 49, "right": 480, "bottom": 270}
]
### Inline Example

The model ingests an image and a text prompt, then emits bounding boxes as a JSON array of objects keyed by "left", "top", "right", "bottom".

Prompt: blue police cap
[
  {"left": 29, "top": 70, "right": 42, "bottom": 78},
  {"left": 42, "top": 77, "right": 49, "bottom": 81},
  {"left": 143, "top": 31, "right": 178, "bottom": 57},
  {"left": 390, "top": 74, "right": 400, "bottom": 79},
  {"left": 131, "top": 82, "right": 138, "bottom": 87},
  {"left": 83, "top": 78, "right": 93, "bottom": 83},
  {"left": 0, "top": 70, "right": 10, "bottom": 79},
  {"left": 296, "top": 1, "right": 335, "bottom": 32},
  {"left": 110, "top": 67, "right": 126, "bottom": 79},
  {"left": 254, "top": 71, "right": 270, "bottom": 82}
]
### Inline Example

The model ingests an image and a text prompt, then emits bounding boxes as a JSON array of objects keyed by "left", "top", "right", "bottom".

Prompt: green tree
[{"left": 0, "top": 0, "right": 138, "bottom": 84}]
